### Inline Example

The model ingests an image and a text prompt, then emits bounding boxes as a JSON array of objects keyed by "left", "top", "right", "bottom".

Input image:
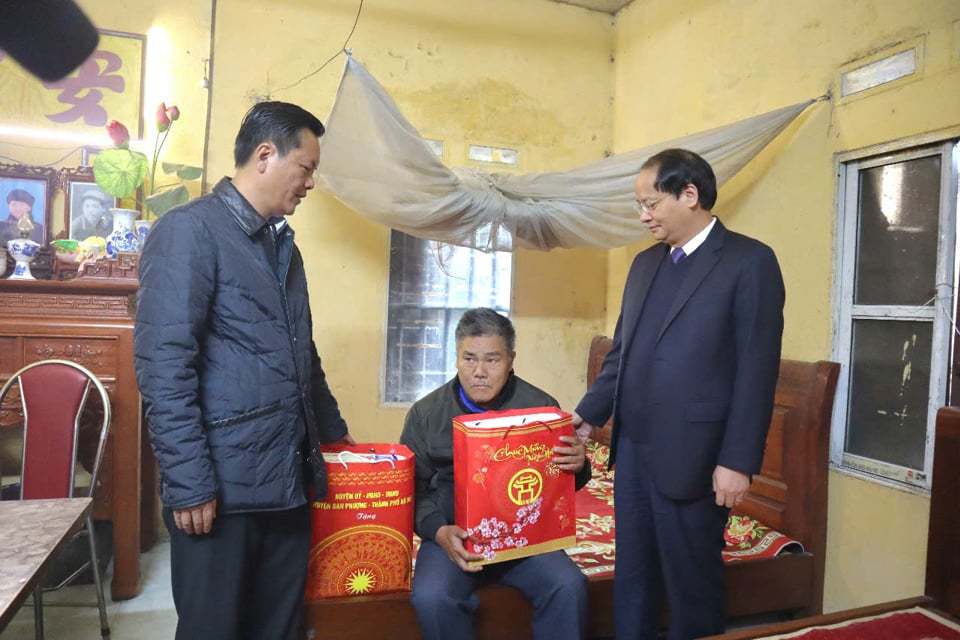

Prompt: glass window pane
[
  {"left": 840, "top": 48, "right": 916, "bottom": 97},
  {"left": 385, "top": 231, "right": 511, "bottom": 403},
  {"left": 845, "top": 319, "right": 931, "bottom": 470},
  {"left": 854, "top": 155, "right": 941, "bottom": 305}
]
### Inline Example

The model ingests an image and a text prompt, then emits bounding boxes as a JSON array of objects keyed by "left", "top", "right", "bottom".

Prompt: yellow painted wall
[
  {"left": 207, "top": 0, "right": 613, "bottom": 441},
  {"left": 0, "top": 0, "right": 610, "bottom": 469},
  {"left": 0, "top": 0, "right": 211, "bottom": 237},
  {"left": 5, "top": 0, "right": 954, "bottom": 616},
  {"left": 613, "top": 0, "right": 960, "bottom": 612}
]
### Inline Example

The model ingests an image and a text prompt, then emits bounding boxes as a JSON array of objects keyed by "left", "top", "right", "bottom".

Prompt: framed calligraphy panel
[
  {"left": 0, "top": 164, "right": 59, "bottom": 246},
  {"left": 0, "top": 29, "right": 145, "bottom": 138}
]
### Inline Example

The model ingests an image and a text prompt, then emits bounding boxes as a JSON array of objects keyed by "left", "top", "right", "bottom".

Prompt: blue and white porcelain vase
[
  {"left": 133, "top": 218, "right": 154, "bottom": 246},
  {"left": 7, "top": 238, "right": 40, "bottom": 280},
  {"left": 106, "top": 208, "right": 141, "bottom": 258}
]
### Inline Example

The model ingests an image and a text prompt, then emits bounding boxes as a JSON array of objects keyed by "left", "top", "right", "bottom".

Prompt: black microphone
[{"left": 0, "top": 0, "right": 99, "bottom": 82}]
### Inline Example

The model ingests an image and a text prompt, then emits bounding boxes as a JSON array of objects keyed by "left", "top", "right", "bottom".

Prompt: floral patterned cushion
[
  {"left": 583, "top": 442, "right": 803, "bottom": 565},
  {"left": 585, "top": 440, "right": 611, "bottom": 478},
  {"left": 412, "top": 442, "right": 802, "bottom": 581}
]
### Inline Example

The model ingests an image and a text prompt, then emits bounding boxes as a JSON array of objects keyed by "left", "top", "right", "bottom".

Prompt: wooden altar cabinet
[{"left": 0, "top": 278, "right": 157, "bottom": 600}]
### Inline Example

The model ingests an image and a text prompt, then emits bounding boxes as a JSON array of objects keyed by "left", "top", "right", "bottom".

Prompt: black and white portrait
[{"left": 67, "top": 182, "right": 115, "bottom": 241}]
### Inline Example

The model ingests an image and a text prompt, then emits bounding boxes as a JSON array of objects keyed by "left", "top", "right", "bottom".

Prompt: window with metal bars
[{"left": 383, "top": 230, "right": 512, "bottom": 404}]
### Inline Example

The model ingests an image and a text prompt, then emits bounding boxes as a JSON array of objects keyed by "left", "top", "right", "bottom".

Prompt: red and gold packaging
[
  {"left": 454, "top": 407, "right": 576, "bottom": 565},
  {"left": 305, "top": 443, "right": 414, "bottom": 599}
]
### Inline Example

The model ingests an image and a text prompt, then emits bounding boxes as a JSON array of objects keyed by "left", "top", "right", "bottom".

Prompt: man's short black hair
[
  {"left": 641, "top": 148, "right": 718, "bottom": 211},
  {"left": 455, "top": 308, "right": 516, "bottom": 353},
  {"left": 233, "top": 101, "right": 325, "bottom": 168}
]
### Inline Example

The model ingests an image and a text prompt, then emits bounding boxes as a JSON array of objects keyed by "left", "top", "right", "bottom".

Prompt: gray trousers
[{"left": 411, "top": 539, "right": 588, "bottom": 640}]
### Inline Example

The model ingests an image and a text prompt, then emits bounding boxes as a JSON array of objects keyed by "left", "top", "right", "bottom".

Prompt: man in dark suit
[{"left": 573, "top": 148, "right": 785, "bottom": 640}]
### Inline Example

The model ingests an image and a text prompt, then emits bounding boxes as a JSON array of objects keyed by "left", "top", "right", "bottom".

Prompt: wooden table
[
  {"left": 0, "top": 497, "right": 93, "bottom": 632},
  {"left": 0, "top": 278, "right": 158, "bottom": 599}
]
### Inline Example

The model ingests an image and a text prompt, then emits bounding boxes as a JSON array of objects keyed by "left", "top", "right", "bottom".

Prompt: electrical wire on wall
[
  {"left": 201, "top": 0, "right": 217, "bottom": 194},
  {"left": 0, "top": 147, "right": 86, "bottom": 168},
  {"left": 275, "top": 0, "right": 364, "bottom": 95}
]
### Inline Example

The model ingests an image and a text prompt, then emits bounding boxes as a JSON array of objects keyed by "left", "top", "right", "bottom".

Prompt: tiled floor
[{"left": 0, "top": 540, "right": 177, "bottom": 639}]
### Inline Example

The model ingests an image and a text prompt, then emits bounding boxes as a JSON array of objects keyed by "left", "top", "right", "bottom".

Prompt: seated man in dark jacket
[
  {"left": 135, "top": 101, "right": 353, "bottom": 640},
  {"left": 400, "top": 307, "right": 591, "bottom": 640}
]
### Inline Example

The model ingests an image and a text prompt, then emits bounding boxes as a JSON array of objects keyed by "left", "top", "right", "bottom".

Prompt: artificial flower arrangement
[
  {"left": 92, "top": 102, "right": 203, "bottom": 218},
  {"left": 50, "top": 236, "right": 107, "bottom": 266},
  {"left": 49, "top": 104, "right": 203, "bottom": 269}
]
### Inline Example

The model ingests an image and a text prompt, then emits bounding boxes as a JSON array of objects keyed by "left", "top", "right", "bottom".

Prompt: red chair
[{"left": 0, "top": 359, "right": 111, "bottom": 638}]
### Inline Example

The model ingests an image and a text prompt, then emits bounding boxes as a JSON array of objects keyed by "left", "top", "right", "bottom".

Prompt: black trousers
[
  {"left": 163, "top": 503, "right": 312, "bottom": 640},
  {"left": 613, "top": 437, "right": 729, "bottom": 640}
]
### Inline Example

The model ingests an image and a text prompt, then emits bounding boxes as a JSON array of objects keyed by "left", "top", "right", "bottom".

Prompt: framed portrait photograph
[
  {"left": 62, "top": 167, "right": 118, "bottom": 241},
  {"left": 0, "top": 163, "right": 58, "bottom": 246}
]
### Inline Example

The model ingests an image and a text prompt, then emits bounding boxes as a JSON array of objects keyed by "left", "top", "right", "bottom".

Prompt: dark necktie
[{"left": 671, "top": 247, "right": 686, "bottom": 264}]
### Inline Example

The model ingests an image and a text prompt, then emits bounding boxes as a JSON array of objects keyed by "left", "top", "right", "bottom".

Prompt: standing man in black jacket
[{"left": 135, "top": 101, "right": 354, "bottom": 640}]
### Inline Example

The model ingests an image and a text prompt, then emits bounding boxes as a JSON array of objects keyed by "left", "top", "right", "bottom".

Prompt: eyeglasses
[{"left": 634, "top": 194, "right": 669, "bottom": 215}]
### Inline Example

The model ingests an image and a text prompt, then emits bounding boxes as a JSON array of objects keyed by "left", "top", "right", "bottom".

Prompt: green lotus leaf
[
  {"left": 145, "top": 185, "right": 190, "bottom": 217},
  {"left": 161, "top": 162, "right": 203, "bottom": 181},
  {"left": 93, "top": 147, "right": 149, "bottom": 199}
]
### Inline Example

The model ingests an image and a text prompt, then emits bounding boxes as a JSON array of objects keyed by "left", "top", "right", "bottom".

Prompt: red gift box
[
  {"left": 454, "top": 407, "right": 577, "bottom": 565},
  {"left": 305, "top": 443, "right": 414, "bottom": 599}
]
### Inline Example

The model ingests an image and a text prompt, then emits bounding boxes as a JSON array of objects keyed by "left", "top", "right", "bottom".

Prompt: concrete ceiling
[{"left": 547, "top": 0, "right": 634, "bottom": 14}]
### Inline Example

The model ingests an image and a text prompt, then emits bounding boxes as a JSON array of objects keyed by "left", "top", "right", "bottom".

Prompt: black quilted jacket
[{"left": 134, "top": 178, "right": 348, "bottom": 514}]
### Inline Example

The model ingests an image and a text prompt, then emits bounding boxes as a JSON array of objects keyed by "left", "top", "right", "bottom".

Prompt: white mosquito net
[{"left": 316, "top": 55, "right": 821, "bottom": 252}]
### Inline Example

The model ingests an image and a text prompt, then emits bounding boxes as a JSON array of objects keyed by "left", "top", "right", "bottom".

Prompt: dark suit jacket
[{"left": 576, "top": 219, "right": 785, "bottom": 500}]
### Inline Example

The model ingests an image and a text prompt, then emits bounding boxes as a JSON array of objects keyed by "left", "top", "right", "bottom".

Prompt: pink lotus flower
[
  {"left": 105, "top": 120, "right": 130, "bottom": 148},
  {"left": 95, "top": 102, "right": 202, "bottom": 218},
  {"left": 156, "top": 102, "right": 171, "bottom": 132}
]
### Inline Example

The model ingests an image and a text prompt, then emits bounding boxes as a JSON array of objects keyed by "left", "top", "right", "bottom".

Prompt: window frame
[
  {"left": 831, "top": 137, "right": 959, "bottom": 491},
  {"left": 381, "top": 232, "right": 513, "bottom": 407}
]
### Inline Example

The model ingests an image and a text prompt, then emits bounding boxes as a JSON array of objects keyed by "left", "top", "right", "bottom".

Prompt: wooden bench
[{"left": 303, "top": 338, "right": 840, "bottom": 639}]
